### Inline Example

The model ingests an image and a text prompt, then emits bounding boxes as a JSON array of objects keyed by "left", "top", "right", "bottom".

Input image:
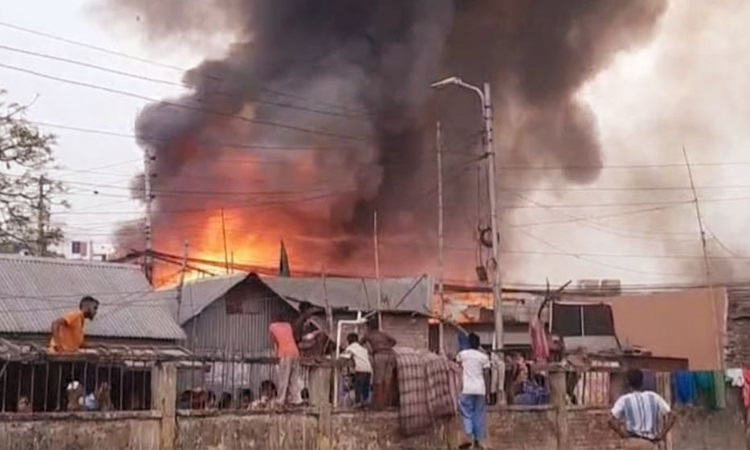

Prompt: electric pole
[
  {"left": 431, "top": 77, "right": 504, "bottom": 352},
  {"left": 436, "top": 121, "right": 445, "bottom": 355},
  {"left": 36, "top": 175, "right": 47, "bottom": 257},
  {"left": 143, "top": 147, "right": 154, "bottom": 284},
  {"left": 483, "top": 81, "right": 504, "bottom": 354}
]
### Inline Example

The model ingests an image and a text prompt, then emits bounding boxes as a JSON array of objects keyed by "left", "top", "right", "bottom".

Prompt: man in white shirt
[
  {"left": 456, "top": 333, "right": 490, "bottom": 449},
  {"left": 609, "top": 368, "right": 676, "bottom": 449},
  {"left": 343, "top": 332, "right": 373, "bottom": 406}
]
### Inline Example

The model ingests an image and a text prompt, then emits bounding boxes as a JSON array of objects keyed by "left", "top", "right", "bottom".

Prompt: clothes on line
[
  {"left": 671, "top": 371, "right": 726, "bottom": 410},
  {"left": 743, "top": 369, "right": 750, "bottom": 408},
  {"left": 725, "top": 368, "right": 744, "bottom": 387}
]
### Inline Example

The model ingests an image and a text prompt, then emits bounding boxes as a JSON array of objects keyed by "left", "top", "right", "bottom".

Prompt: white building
[{"left": 56, "top": 239, "right": 116, "bottom": 261}]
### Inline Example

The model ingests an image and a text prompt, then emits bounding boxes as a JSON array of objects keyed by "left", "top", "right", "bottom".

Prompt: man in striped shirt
[{"left": 609, "top": 368, "right": 676, "bottom": 449}]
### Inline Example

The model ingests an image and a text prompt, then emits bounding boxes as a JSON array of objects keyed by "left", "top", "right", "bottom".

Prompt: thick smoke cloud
[{"left": 95, "top": 0, "right": 667, "bottom": 278}]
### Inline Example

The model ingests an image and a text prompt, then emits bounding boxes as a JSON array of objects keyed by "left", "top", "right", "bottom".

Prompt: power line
[
  {"left": 0, "top": 61, "right": 372, "bottom": 142},
  {"left": 46, "top": 193, "right": 750, "bottom": 219},
  {"left": 514, "top": 231, "right": 686, "bottom": 277},
  {"left": 497, "top": 161, "right": 750, "bottom": 171},
  {"left": 32, "top": 118, "right": 750, "bottom": 173},
  {"left": 0, "top": 43, "right": 372, "bottom": 120},
  {"left": 0, "top": 19, "right": 370, "bottom": 116},
  {"left": 66, "top": 219, "right": 750, "bottom": 262},
  {"left": 29, "top": 168, "right": 750, "bottom": 201},
  {"left": 507, "top": 192, "right": 699, "bottom": 242},
  {"left": 499, "top": 185, "right": 750, "bottom": 192}
]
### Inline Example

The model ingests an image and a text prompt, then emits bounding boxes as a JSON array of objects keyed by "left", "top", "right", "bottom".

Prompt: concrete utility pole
[
  {"left": 431, "top": 77, "right": 504, "bottom": 352},
  {"left": 36, "top": 175, "right": 47, "bottom": 257},
  {"left": 436, "top": 121, "right": 446, "bottom": 355},
  {"left": 373, "top": 211, "right": 382, "bottom": 330},
  {"left": 175, "top": 240, "right": 189, "bottom": 321},
  {"left": 143, "top": 147, "right": 154, "bottom": 284}
]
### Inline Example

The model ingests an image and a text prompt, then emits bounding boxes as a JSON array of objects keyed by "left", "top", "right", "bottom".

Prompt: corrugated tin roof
[
  {"left": 262, "top": 274, "right": 433, "bottom": 314},
  {"left": 170, "top": 273, "right": 433, "bottom": 325},
  {"left": 167, "top": 273, "right": 252, "bottom": 325},
  {"left": 0, "top": 254, "right": 185, "bottom": 340}
]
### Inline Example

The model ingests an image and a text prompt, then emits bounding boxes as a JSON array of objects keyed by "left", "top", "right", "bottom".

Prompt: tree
[{"left": 0, "top": 90, "right": 67, "bottom": 256}]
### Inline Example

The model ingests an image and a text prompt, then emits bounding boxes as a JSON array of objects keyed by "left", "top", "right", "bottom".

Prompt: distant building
[
  {"left": 55, "top": 239, "right": 116, "bottom": 261},
  {"left": 439, "top": 289, "right": 545, "bottom": 356}
]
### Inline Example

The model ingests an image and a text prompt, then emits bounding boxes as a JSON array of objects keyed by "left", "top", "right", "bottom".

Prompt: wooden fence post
[
  {"left": 550, "top": 369, "right": 569, "bottom": 450},
  {"left": 152, "top": 362, "right": 177, "bottom": 450}
]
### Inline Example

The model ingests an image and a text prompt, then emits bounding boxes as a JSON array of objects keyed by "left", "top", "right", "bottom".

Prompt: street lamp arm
[
  {"left": 454, "top": 79, "right": 486, "bottom": 106},
  {"left": 430, "top": 76, "right": 460, "bottom": 88},
  {"left": 430, "top": 77, "right": 485, "bottom": 106}
]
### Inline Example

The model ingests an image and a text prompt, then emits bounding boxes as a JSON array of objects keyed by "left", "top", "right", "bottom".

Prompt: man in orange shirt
[
  {"left": 49, "top": 296, "right": 99, "bottom": 353},
  {"left": 269, "top": 313, "right": 303, "bottom": 407}
]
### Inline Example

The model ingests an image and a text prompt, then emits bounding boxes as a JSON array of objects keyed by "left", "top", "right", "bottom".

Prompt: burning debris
[{"left": 96, "top": 0, "right": 667, "bottom": 281}]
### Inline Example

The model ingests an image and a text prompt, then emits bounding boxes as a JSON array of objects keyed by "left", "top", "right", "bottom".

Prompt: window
[{"left": 551, "top": 303, "right": 615, "bottom": 337}]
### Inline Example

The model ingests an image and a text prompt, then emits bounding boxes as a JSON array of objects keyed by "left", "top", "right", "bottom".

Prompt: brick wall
[
  {"left": 0, "top": 394, "right": 746, "bottom": 450},
  {"left": 381, "top": 314, "right": 429, "bottom": 350},
  {"left": 568, "top": 408, "right": 626, "bottom": 450},
  {"left": 485, "top": 407, "right": 558, "bottom": 450},
  {"left": 178, "top": 412, "right": 316, "bottom": 450},
  {"left": 726, "top": 287, "right": 750, "bottom": 367},
  {"left": 0, "top": 412, "right": 160, "bottom": 450}
]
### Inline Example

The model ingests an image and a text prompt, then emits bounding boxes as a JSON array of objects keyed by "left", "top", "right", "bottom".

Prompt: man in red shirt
[{"left": 269, "top": 313, "right": 303, "bottom": 407}]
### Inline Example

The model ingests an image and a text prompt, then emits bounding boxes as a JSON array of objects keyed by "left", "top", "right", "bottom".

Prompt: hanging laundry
[
  {"left": 672, "top": 371, "right": 696, "bottom": 404},
  {"left": 529, "top": 317, "right": 550, "bottom": 362},
  {"left": 713, "top": 371, "right": 726, "bottom": 410},
  {"left": 742, "top": 369, "right": 750, "bottom": 408},
  {"left": 694, "top": 371, "right": 718, "bottom": 409},
  {"left": 726, "top": 368, "right": 745, "bottom": 387}
]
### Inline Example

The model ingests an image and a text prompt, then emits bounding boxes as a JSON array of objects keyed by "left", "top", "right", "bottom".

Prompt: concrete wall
[
  {"left": 0, "top": 402, "right": 746, "bottom": 450},
  {"left": 0, "top": 412, "right": 160, "bottom": 450},
  {"left": 177, "top": 412, "right": 317, "bottom": 450}
]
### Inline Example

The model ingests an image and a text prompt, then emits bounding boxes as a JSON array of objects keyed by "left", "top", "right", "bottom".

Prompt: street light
[{"left": 431, "top": 76, "right": 504, "bottom": 353}]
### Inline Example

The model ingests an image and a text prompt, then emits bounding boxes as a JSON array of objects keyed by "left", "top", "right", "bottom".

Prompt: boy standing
[
  {"left": 456, "top": 333, "right": 490, "bottom": 449},
  {"left": 342, "top": 332, "right": 373, "bottom": 406}
]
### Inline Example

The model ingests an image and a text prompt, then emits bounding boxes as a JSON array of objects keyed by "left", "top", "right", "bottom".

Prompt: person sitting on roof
[{"left": 49, "top": 296, "right": 99, "bottom": 353}]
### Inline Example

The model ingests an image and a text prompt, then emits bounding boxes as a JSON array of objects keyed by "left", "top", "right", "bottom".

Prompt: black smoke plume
[{"left": 96, "top": 0, "right": 667, "bottom": 278}]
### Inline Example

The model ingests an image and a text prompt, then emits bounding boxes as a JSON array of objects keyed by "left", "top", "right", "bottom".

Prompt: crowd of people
[
  {"left": 45, "top": 296, "right": 678, "bottom": 449},
  {"left": 268, "top": 303, "right": 399, "bottom": 410}
]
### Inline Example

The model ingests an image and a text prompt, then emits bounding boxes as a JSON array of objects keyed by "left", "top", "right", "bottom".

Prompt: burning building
[{"left": 98, "top": 0, "right": 668, "bottom": 283}]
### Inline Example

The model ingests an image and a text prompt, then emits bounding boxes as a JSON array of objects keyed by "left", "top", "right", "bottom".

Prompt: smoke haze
[{"left": 93, "top": 0, "right": 679, "bottom": 282}]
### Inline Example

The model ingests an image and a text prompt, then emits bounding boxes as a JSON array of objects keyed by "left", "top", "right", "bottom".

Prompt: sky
[
  {"left": 2, "top": 0, "right": 750, "bottom": 287},
  {"left": 0, "top": 0, "right": 199, "bottom": 242}
]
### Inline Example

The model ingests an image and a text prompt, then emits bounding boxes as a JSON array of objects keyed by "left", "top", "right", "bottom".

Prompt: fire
[
  {"left": 447, "top": 292, "right": 494, "bottom": 309},
  {"left": 154, "top": 207, "right": 293, "bottom": 287}
]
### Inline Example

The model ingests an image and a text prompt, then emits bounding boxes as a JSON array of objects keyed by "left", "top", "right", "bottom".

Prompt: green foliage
[{"left": 0, "top": 90, "right": 67, "bottom": 255}]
